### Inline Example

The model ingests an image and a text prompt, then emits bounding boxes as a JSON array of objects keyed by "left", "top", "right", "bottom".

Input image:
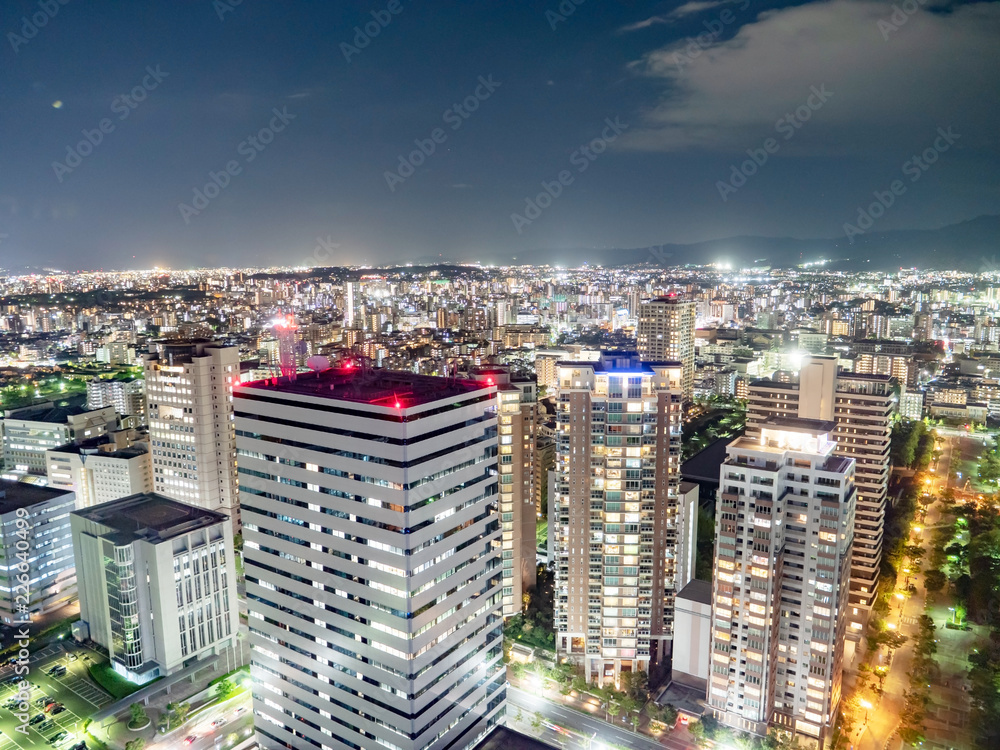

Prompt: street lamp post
[{"left": 859, "top": 699, "right": 872, "bottom": 726}]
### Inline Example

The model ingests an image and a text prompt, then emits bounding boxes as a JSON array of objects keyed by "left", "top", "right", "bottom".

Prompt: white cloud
[
  {"left": 620, "top": 0, "right": 1000, "bottom": 154},
  {"left": 618, "top": 1, "right": 730, "bottom": 33}
]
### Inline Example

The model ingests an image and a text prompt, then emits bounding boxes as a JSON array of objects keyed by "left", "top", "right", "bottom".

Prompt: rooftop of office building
[
  {"left": 72, "top": 492, "right": 228, "bottom": 544},
  {"left": 473, "top": 726, "right": 552, "bottom": 750},
  {"left": 237, "top": 365, "right": 493, "bottom": 408},
  {"left": 0, "top": 480, "right": 72, "bottom": 514},
  {"left": 556, "top": 351, "right": 683, "bottom": 371}
]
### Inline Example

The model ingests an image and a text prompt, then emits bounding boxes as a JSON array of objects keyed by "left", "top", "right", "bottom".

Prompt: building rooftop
[
  {"left": 0, "top": 480, "right": 72, "bottom": 514},
  {"left": 473, "top": 727, "right": 552, "bottom": 750},
  {"left": 676, "top": 578, "right": 712, "bottom": 606},
  {"left": 72, "top": 492, "right": 228, "bottom": 544},
  {"left": 761, "top": 416, "right": 837, "bottom": 434},
  {"left": 237, "top": 366, "right": 492, "bottom": 409}
]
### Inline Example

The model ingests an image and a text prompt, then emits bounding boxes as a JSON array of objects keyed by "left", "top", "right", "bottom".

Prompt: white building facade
[
  {"left": 708, "top": 418, "right": 856, "bottom": 744},
  {"left": 236, "top": 367, "right": 505, "bottom": 750},
  {"left": 71, "top": 493, "right": 238, "bottom": 684},
  {"left": 144, "top": 340, "right": 239, "bottom": 528}
]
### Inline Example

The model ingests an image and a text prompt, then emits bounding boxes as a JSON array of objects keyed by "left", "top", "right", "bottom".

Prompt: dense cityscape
[
  {"left": 4, "top": 2, "right": 1000, "bottom": 750},
  {"left": 0, "top": 261, "right": 996, "bottom": 750}
]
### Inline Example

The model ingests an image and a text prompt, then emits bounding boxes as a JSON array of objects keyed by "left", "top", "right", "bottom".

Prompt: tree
[
  {"left": 620, "top": 669, "right": 649, "bottom": 701},
  {"left": 608, "top": 701, "right": 622, "bottom": 723},
  {"left": 125, "top": 740, "right": 146, "bottom": 750},
  {"left": 661, "top": 703, "right": 678, "bottom": 726},
  {"left": 216, "top": 678, "right": 234, "bottom": 699},
  {"left": 170, "top": 701, "right": 191, "bottom": 726},
  {"left": 129, "top": 702, "right": 147, "bottom": 727},
  {"left": 530, "top": 712, "right": 543, "bottom": 730},
  {"left": 924, "top": 568, "right": 947, "bottom": 593}
]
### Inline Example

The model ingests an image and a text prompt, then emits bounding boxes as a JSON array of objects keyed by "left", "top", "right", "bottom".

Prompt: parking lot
[{"left": 0, "top": 643, "right": 113, "bottom": 749}]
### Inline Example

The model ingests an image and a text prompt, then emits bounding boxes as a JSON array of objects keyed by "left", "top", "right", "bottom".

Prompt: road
[
  {"left": 507, "top": 686, "right": 696, "bottom": 750},
  {"left": 857, "top": 433, "right": 970, "bottom": 750},
  {"left": 144, "top": 693, "right": 254, "bottom": 750}
]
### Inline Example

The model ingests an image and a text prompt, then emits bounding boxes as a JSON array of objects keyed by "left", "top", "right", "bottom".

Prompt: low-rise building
[{"left": 71, "top": 493, "right": 239, "bottom": 684}]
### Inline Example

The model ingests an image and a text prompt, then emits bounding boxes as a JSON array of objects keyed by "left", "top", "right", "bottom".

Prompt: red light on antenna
[
  {"left": 486, "top": 377, "right": 494, "bottom": 385},
  {"left": 345, "top": 360, "right": 354, "bottom": 369},
  {"left": 395, "top": 401, "right": 401, "bottom": 408}
]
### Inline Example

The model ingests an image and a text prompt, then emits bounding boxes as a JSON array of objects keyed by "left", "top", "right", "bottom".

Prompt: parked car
[
  {"left": 44, "top": 701, "right": 61, "bottom": 713},
  {"left": 49, "top": 731, "right": 67, "bottom": 745},
  {"left": 70, "top": 743, "right": 88, "bottom": 750},
  {"left": 51, "top": 705, "right": 65, "bottom": 715},
  {"left": 29, "top": 714, "right": 44, "bottom": 725}
]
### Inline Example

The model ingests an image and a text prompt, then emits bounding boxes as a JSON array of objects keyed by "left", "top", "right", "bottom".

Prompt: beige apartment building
[
  {"left": 745, "top": 356, "right": 893, "bottom": 635},
  {"left": 636, "top": 297, "right": 696, "bottom": 404},
  {"left": 552, "top": 353, "right": 687, "bottom": 685}
]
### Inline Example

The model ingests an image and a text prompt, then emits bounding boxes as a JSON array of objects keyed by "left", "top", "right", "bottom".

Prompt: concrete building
[
  {"left": 71, "top": 493, "right": 238, "bottom": 684},
  {"left": 745, "top": 357, "right": 893, "bottom": 635},
  {"left": 468, "top": 367, "right": 537, "bottom": 618},
  {"left": 553, "top": 353, "right": 684, "bottom": 685},
  {"left": 671, "top": 579, "right": 712, "bottom": 692},
  {"left": 1, "top": 403, "right": 118, "bottom": 476},
  {"left": 636, "top": 298, "right": 696, "bottom": 404},
  {"left": 87, "top": 378, "right": 146, "bottom": 424},
  {"left": 143, "top": 340, "right": 239, "bottom": 528},
  {"left": 46, "top": 440, "right": 152, "bottom": 509},
  {"left": 236, "top": 366, "right": 505, "bottom": 750},
  {"left": 676, "top": 481, "right": 700, "bottom": 594},
  {"left": 0, "top": 480, "right": 77, "bottom": 624},
  {"left": 708, "top": 418, "right": 856, "bottom": 743}
]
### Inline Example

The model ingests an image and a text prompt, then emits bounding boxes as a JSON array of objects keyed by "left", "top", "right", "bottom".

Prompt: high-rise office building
[
  {"left": 236, "top": 366, "right": 505, "bottom": 750},
  {"left": 0, "top": 480, "right": 77, "bottom": 624},
  {"left": 745, "top": 357, "right": 893, "bottom": 634},
  {"left": 708, "top": 418, "right": 856, "bottom": 743},
  {"left": 143, "top": 339, "right": 239, "bottom": 529},
  {"left": 71, "top": 493, "right": 238, "bottom": 684},
  {"left": 636, "top": 297, "right": 696, "bottom": 404},
  {"left": 468, "top": 367, "right": 537, "bottom": 618},
  {"left": 552, "top": 353, "right": 684, "bottom": 685}
]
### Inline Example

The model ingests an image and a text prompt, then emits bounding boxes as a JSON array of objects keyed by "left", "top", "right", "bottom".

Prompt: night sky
[{"left": 1, "top": 0, "right": 998, "bottom": 270}]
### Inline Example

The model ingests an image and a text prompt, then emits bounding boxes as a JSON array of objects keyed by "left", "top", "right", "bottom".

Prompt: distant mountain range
[
  {"left": 5, "top": 215, "right": 999, "bottom": 274},
  {"left": 506, "top": 214, "right": 1000, "bottom": 272}
]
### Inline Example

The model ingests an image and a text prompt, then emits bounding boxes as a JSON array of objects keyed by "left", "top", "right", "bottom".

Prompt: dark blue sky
[{"left": 2, "top": 0, "right": 998, "bottom": 270}]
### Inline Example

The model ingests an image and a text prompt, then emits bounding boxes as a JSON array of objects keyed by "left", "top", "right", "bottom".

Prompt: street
[
  {"left": 507, "top": 686, "right": 697, "bottom": 750},
  {"left": 856, "top": 433, "right": 978, "bottom": 750}
]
